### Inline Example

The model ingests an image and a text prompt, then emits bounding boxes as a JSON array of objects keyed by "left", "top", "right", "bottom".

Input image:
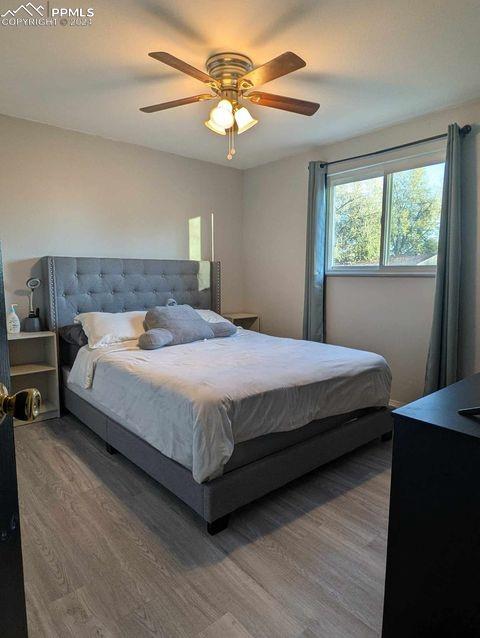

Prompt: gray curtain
[
  {"left": 424, "top": 123, "right": 463, "bottom": 394},
  {"left": 303, "top": 161, "right": 327, "bottom": 341}
]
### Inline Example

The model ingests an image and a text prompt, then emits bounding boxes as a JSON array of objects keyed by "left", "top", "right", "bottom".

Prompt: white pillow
[
  {"left": 194, "top": 309, "right": 226, "bottom": 324},
  {"left": 74, "top": 311, "right": 146, "bottom": 349}
]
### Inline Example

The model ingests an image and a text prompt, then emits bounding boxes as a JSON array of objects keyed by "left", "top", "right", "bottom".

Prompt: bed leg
[
  {"left": 381, "top": 431, "right": 393, "bottom": 442},
  {"left": 207, "top": 514, "right": 230, "bottom": 535},
  {"left": 105, "top": 442, "right": 117, "bottom": 455}
]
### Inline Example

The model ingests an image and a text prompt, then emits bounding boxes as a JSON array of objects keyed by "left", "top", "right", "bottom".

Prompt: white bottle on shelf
[{"left": 6, "top": 304, "right": 21, "bottom": 334}]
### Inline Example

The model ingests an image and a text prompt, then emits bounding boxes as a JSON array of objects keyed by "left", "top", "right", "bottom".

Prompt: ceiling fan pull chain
[
  {"left": 227, "top": 127, "right": 233, "bottom": 160},
  {"left": 226, "top": 127, "right": 236, "bottom": 161}
]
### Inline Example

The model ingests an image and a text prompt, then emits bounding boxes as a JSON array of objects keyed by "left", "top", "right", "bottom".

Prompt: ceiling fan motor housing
[{"left": 206, "top": 52, "right": 253, "bottom": 95}]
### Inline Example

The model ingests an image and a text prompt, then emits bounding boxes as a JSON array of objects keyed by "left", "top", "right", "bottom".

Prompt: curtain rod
[{"left": 319, "top": 124, "right": 472, "bottom": 169}]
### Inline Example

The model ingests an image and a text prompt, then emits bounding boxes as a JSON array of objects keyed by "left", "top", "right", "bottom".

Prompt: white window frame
[{"left": 326, "top": 147, "right": 446, "bottom": 277}]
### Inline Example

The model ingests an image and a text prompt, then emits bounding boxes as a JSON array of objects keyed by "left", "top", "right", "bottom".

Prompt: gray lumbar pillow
[
  {"left": 210, "top": 321, "right": 237, "bottom": 338},
  {"left": 144, "top": 305, "right": 214, "bottom": 345},
  {"left": 138, "top": 328, "right": 173, "bottom": 350}
]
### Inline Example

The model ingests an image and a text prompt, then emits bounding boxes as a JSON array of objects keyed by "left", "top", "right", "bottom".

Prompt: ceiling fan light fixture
[
  {"left": 204, "top": 118, "right": 227, "bottom": 135},
  {"left": 209, "top": 99, "right": 235, "bottom": 129},
  {"left": 235, "top": 106, "right": 258, "bottom": 134},
  {"left": 217, "top": 98, "right": 233, "bottom": 112}
]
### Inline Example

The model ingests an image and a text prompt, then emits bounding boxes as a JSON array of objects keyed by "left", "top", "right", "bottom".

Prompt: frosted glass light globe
[
  {"left": 204, "top": 118, "right": 226, "bottom": 135},
  {"left": 235, "top": 106, "right": 258, "bottom": 134},
  {"left": 210, "top": 99, "right": 234, "bottom": 129}
]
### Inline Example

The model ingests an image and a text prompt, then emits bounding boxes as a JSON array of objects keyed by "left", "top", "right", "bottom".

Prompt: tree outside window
[{"left": 329, "top": 161, "right": 444, "bottom": 271}]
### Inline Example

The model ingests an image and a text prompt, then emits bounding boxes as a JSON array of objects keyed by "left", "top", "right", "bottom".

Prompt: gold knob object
[{"left": 0, "top": 384, "right": 41, "bottom": 423}]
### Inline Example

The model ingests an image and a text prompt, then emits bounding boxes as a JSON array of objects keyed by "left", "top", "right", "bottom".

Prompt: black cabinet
[{"left": 383, "top": 374, "right": 480, "bottom": 637}]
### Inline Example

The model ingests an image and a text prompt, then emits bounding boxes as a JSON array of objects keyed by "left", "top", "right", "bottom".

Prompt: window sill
[{"left": 326, "top": 270, "right": 436, "bottom": 278}]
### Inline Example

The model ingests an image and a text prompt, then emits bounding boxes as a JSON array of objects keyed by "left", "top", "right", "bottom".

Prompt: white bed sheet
[{"left": 67, "top": 329, "right": 391, "bottom": 483}]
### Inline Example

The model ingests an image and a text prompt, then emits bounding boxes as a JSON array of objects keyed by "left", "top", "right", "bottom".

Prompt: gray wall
[
  {"left": 0, "top": 114, "right": 244, "bottom": 318},
  {"left": 243, "top": 99, "right": 480, "bottom": 404}
]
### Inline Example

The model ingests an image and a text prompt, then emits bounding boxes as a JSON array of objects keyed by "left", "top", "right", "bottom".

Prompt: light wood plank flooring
[{"left": 15, "top": 415, "right": 392, "bottom": 637}]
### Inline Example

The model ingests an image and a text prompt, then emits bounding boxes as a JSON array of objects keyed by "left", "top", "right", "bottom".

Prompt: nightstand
[
  {"left": 223, "top": 313, "right": 260, "bottom": 331},
  {"left": 8, "top": 331, "right": 60, "bottom": 426}
]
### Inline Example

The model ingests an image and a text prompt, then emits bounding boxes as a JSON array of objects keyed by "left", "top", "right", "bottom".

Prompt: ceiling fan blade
[
  {"left": 140, "top": 94, "right": 215, "bottom": 113},
  {"left": 245, "top": 91, "right": 319, "bottom": 116},
  {"left": 148, "top": 52, "right": 217, "bottom": 86},
  {"left": 239, "top": 52, "right": 306, "bottom": 89}
]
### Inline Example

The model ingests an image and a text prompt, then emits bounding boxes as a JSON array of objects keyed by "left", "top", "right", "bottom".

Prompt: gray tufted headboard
[{"left": 42, "top": 256, "right": 221, "bottom": 330}]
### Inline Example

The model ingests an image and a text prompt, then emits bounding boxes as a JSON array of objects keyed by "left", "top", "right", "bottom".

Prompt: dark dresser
[{"left": 382, "top": 374, "right": 480, "bottom": 637}]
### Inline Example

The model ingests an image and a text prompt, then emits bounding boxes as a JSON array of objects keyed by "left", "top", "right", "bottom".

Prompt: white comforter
[{"left": 68, "top": 329, "right": 391, "bottom": 483}]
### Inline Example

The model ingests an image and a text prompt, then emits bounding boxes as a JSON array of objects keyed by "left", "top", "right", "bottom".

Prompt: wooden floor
[{"left": 14, "top": 415, "right": 392, "bottom": 638}]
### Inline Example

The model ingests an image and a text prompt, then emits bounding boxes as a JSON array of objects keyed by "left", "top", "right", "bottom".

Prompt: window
[
  {"left": 327, "top": 154, "right": 445, "bottom": 274},
  {"left": 188, "top": 216, "right": 202, "bottom": 261}
]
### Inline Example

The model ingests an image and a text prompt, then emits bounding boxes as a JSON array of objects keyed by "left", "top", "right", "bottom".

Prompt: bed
[{"left": 43, "top": 256, "right": 392, "bottom": 534}]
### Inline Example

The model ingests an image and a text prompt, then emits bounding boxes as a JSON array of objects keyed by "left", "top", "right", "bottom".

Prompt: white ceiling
[{"left": 1, "top": 0, "right": 480, "bottom": 168}]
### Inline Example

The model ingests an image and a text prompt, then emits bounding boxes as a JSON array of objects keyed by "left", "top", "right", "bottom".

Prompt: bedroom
[{"left": 0, "top": 0, "right": 479, "bottom": 636}]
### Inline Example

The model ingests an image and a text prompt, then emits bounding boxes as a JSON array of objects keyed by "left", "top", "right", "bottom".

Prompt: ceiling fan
[{"left": 140, "top": 51, "right": 320, "bottom": 160}]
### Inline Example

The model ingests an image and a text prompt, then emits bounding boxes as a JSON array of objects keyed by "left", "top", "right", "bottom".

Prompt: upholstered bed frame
[{"left": 43, "top": 256, "right": 392, "bottom": 534}]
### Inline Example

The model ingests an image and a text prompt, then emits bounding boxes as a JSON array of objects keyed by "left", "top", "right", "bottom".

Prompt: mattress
[
  {"left": 62, "top": 364, "right": 378, "bottom": 474},
  {"left": 223, "top": 406, "right": 380, "bottom": 472},
  {"left": 67, "top": 329, "right": 391, "bottom": 483}
]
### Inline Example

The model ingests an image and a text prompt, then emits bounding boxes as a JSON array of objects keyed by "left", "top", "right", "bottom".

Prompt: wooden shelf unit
[{"left": 7, "top": 331, "right": 60, "bottom": 426}]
